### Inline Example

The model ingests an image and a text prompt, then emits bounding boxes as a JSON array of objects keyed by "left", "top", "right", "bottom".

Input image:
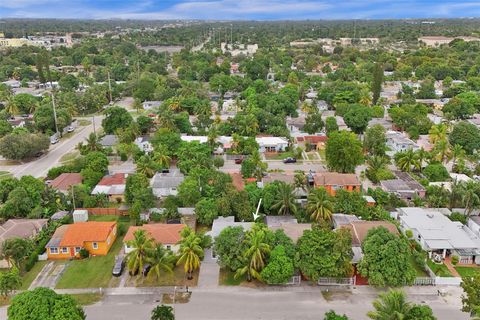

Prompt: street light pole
[{"left": 51, "top": 94, "right": 59, "bottom": 135}]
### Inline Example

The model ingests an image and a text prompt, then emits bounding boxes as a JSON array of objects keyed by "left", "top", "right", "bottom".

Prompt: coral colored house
[
  {"left": 314, "top": 172, "right": 361, "bottom": 196},
  {"left": 46, "top": 221, "right": 117, "bottom": 260}
]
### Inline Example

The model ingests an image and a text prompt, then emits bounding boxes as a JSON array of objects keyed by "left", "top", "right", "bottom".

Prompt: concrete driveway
[
  {"left": 29, "top": 261, "right": 68, "bottom": 289},
  {"left": 197, "top": 249, "right": 219, "bottom": 288}
]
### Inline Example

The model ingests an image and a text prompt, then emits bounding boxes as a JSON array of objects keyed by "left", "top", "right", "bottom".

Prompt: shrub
[
  {"left": 117, "top": 223, "right": 127, "bottom": 237},
  {"left": 370, "top": 105, "right": 384, "bottom": 118},
  {"left": 79, "top": 248, "right": 89, "bottom": 259},
  {"left": 451, "top": 255, "right": 459, "bottom": 265},
  {"left": 422, "top": 163, "right": 449, "bottom": 182},
  {"left": 449, "top": 212, "right": 467, "bottom": 225},
  {"left": 213, "top": 156, "right": 224, "bottom": 168},
  {"left": 405, "top": 230, "right": 413, "bottom": 239}
]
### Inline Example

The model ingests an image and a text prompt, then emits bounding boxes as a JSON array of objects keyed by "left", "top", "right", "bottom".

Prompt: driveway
[
  {"left": 197, "top": 249, "right": 219, "bottom": 288},
  {"left": 29, "top": 261, "right": 68, "bottom": 289}
]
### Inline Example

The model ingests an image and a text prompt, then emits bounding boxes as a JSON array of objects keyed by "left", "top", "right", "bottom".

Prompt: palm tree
[
  {"left": 126, "top": 230, "right": 155, "bottom": 275},
  {"left": 307, "top": 187, "right": 334, "bottom": 223},
  {"left": 5, "top": 96, "right": 19, "bottom": 115},
  {"left": 147, "top": 245, "right": 176, "bottom": 280},
  {"left": 176, "top": 230, "right": 203, "bottom": 280},
  {"left": 395, "top": 149, "right": 420, "bottom": 172},
  {"left": 429, "top": 124, "right": 447, "bottom": 145},
  {"left": 152, "top": 145, "right": 171, "bottom": 169},
  {"left": 415, "top": 148, "right": 430, "bottom": 168},
  {"left": 234, "top": 226, "right": 270, "bottom": 282},
  {"left": 136, "top": 156, "right": 155, "bottom": 178},
  {"left": 432, "top": 139, "right": 450, "bottom": 163},
  {"left": 294, "top": 171, "right": 308, "bottom": 192},
  {"left": 271, "top": 182, "right": 298, "bottom": 215},
  {"left": 367, "top": 290, "right": 412, "bottom": 320},
  {"left": 451, "top": 144, "right": 465, "bottom": 168},
  {"left": 81, "top": 133, "right": 102, "bottom": 153},
  {"left": 251, "top": 150, "right": 267, "bottom": 180},
  {"left": 461, "top": 181, "right": 480, "bottom": 216}
]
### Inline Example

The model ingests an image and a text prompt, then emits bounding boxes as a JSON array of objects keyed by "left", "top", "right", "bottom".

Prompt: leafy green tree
[
  {"left": 235, "top": 225, "right": 271, "bottom": 282},
  {"left": 1, "top": 238, "right": 34, "bottom": 268},
  {"left": 0, "top": 133, "right": 49, "bottom": 160},
  {"left": 34, "top": 104, "right": 71, "bottom": 133},
  {"left": 364, "top": 125, "right": 386, "bottom": 156},
  {"left": 422, "top": 163, "right": 449, "bottom": 182},
  {"left": 80, "top": 151, "right": 108, "bottom": 188},
  {"left": 324, "top": 311, "right": 349, "bottom": 320},
  {"left": 304, "top": 111, "right": 324, "bottom": 134},
  {"left": 296, "top": 226, "right": 353, "bottom": 281},
  {"left": 137, "top": 115, "right": 154, "bottom": 134},
  {"left": 177, "top": 141, "right": 212, "bottom": 174},
  {"left": 372, "top": 63, "right": 383, "bottom": 105},
  {"left": 359, "top": 227, "right": 416, "bottom": 287},
  {"left": 151, "top": 305, "right": 175, "bottom": 320},
  {"left": 260, "top": 245, "right": 294, "bottom": 284},
  {"left": 59, "top": 74, "right": 79, "bottom": 91},
  {"left": 344, "top": 104, "right": 372, "bottom": 134},
  {"left": 307, "top": 187, "right": 334, "bottom": 223},
  {"left": 0, "top": 120, "right": 13, "bottom": 137},
  {"left": 0, "top": 267, "right": 22, "bottom": 297},
  {"left": 271, "top": 182, "right": 297, "bottom": 216},
  {"left": 102, "top": 106, "right": 133, "bottom": 134},
  {"left": 214, "top": 226, "right": 247, "bottom": 271},
  {"left": 125, "top": 173, "right": 155, "bottom": 210},
  {"left": 325, "top": 116, "right": 339, "bottom": 136},
  {"left": 195, "top": 198, "right": 218, "bottom": 226},
  {"left": 133, "top": 77, "right": 156, "bottom": 102},
  {"left": 8, "top": 287, "right": 85, "bottom": 320},
  {"left": 449, "top": 122, "right": 480, "bottom": 154},
  {"left": 461, "top": 272, "right": 480, "bottom": 315},
  {"left": 177, "top": 177, "right": 202, "bottom": 207},
  {"left": 326, "top": 130, "right": 363, "bottom": 173}
]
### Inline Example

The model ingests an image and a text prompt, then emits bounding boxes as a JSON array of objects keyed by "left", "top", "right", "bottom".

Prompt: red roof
[
  {"left": 50, "top": 173, "right": 83, "bottom": 191},
  {"left": 98, "top": 173, "right": 126, "bottom": 186},
  {"left": 124, "top": 224, "right": 186, "bottom": 245},
  {"left": 304, "top": 136, "right": 328, "bottom": 144}
]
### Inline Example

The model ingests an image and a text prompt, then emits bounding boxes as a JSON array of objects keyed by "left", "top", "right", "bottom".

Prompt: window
[
  {"left": 75, "top": 247, "right": 81, "bottom": 253},
  {"left": 107, "top": 237, "right": 110, "bottom": 245},
  {"left": 50, "top": 247, "right": 59, "bottom": 254},
  {"left": 93, "top": 242, "right": 98, "bottom": 250},
  {"left": 166, "top": 245, "right": 171, "bottom": 250},
  {"left": 61, "top": 247, "right": 68, "bottom": 254}
]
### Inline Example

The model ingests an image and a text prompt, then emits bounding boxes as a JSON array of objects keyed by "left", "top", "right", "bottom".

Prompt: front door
[{"left": 70, "top": 247, "right": 75, "bottom": 257}]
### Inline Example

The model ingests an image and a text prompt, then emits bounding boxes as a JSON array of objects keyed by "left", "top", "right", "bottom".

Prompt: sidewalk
[{"left": 443, "top": 257, "right": 461, "bottom": 277}]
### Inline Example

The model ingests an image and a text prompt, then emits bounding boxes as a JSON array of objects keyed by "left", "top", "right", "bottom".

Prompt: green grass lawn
[
  {"left": 427, "top": 259, "right": 453, "bottom": 277},
  {"left": 55, "top": 216, "right": 133, "bottom": 289},
  {"left": 318, "top": 148, "right": 326, "bottom": 161},
  {"left": 71, "top": 293, "right": 103, "bottom": 306},
  {"left": 218, "top": 268, "right": 243, "bottom": 286},
  {"left": 78, "top": 120, "right": 92, "bottom": 126},
  {"left": 59, "top": 151, "right": 80, "bottom": 164},
  {"left": 0, "top": 171, "right": 13, "bottom": 180},
  {"left": 455, "top": 266, "right": 480, "bottom": 278},
  {"left": 20, "top": 260, "right": 48, "bottom": 290},
  {"left": 125, "top": 265, "right": 199, "bottom": 287},
  {"left": 409, "top": 256, "right": 428, "bottom": 277},
  {"left": 265, "top": 151, "right": 296, "bottom": 160}
]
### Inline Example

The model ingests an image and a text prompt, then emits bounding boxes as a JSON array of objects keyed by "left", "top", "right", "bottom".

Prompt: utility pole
[
  {"left": 51, "top": 94, "right": 59, "bottom": 135},
  {"left": 71, "top": 185, "right": 76, "bottom": 210},
  {"left": 107, "top": 71, "right": 113, "bottom": 103},
  {"left": 92, "top": 115, "right": 96, "bottom": 134}
]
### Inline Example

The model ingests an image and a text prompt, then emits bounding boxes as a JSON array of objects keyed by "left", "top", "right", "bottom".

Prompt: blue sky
[{"left": 2, "top": 0, "right": 480, "bottom": 20}]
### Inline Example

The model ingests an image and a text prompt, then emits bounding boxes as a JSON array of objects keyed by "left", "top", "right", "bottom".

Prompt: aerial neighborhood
[{"left": 0, "top": 14, "right": 480, "bottom": 320}]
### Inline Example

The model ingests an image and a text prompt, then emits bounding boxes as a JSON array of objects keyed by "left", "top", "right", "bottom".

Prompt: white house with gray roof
[
  {"left": 150, "top": 169, "right": 184, "bottom": 198},
  {"left": 397, "top": 207, "right": 480, "bottom": 265}
]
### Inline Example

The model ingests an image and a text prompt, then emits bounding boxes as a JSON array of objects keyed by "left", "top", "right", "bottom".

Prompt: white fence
[
  {"left": 435, "top": 277, "right": 462, "bottom": 286},
  {"left": 317, "top": 277, "right": 355, "bottom": 286},
  {"left": 285, "top": 275, "right": 301, "bottom": 285},
  {"left": 38, "top": 253, "right": 48, "bottom": 261},
  {"left": 413, "top": 277, "right": 435, "bottom": 286}
]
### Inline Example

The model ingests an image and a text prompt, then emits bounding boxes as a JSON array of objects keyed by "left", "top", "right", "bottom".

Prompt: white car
[
  {"left": 50, "top": 138, "right": 59, "bottom": 144},
  {"left": 67, "top": 126, "right": 74, "bottom": 133}
]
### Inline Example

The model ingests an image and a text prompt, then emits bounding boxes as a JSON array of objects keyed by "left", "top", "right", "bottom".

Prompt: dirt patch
[
  {"left": 321, "top": 290, "right": 352, "bottom": 302},
  {"left": 162, "top": 292, "right": 191, "bottom": 304}
]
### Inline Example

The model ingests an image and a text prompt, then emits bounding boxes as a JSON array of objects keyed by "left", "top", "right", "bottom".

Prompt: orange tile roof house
[
  {"left": 46, "top": 221, "right": 117, "bottom": 260},
  {"left": 314, "top": 172, "right": 361, "bottom": 196},
  {"left": 50, "top": 173, "right": 83, "bottom": 193},
  {"left": 124, "top": 223, "right": 186, "bottom": 253}
]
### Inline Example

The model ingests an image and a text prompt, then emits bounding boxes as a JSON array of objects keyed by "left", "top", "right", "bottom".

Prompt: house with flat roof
[
  {"left": 99, "top": 134, "right": 118, "bottom": 148},
  {"left": 50, "top": 173, "right": 83, "bottom": 194},
  {"left": 207, "top": 216, "right": 254, "bottom": 241},
  {"left": 124, "top": 224, "right": 186, "bottom": 254},
  {"left": 134, "top": 136, "right": 153, "bottom": 154},
  {"left": 46, "top": 221, "right": 117, "bottom": 260},
  {"left": 386, "top": 130, "right": 419, "bottom": 155},
  {"left": 150, "top": 169, "right": 184, "bottom": 198},
  {"left": 397, "top": 207, "right": 480, "bottom": 265},
  {"left": 91, "top": 173, "right": 127, "bottom": 202},
  {"left": 314, "top": 172, "right": 361, "bottom": 196},
  {"left": 264, "top": 215, "right": 311, "bottom": 243},
  {"left": 468, "top": 216, "right": 480, "bottom": 238},
  {"left": 380, "top": 171, "right": 426, "bottom": 200}
]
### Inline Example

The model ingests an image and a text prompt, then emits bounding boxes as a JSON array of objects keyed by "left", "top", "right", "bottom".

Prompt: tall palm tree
[
  {"left": 395, "top": 149, "right": 420, "bottom": 172},
  {"left": 294, "top": 171, "right": 308, "bottom": 192},
  {"left": 451, "top": 144, "right": 465, "bottom": 168},
  {"left": 251, "top": 150, "right": 267, "bottom": 180},
  {"left": 176, "top": 231, "right": 203, "bottom": 280},
  {"left": 461, "top": 181, "right": 480, "bottom": 216},
  {"left": 235, "top": 226, "right": 271, "bottom": 282},
  {"left": 84, "top": 133, "right": 102, "bottom": 152},
  {"left": 367, "top": 290, "right": 412, "bottom": 320},
  {"left": 429, "top": 124, "right": 447, "bottom": 145},
  {"left": 271, "top": 182, "right": 298, "bottom": 215},
  {"left": 5, "top": 96, "right": 19, "bottom": 115},
  {"left": 126, "top": 230, "right": 155, "bottom": 275},
  {"left": 136, "top": 156, "right": 155, "bottom": 178},
  {"left": 152, "top": 145, "right": 171, "bottom": 169},
  {"left": 307, "top": 187, "right": 334, "bottom": 223},
  {"left": 147, "top": 245, "right": 176, "bottom": 280}
]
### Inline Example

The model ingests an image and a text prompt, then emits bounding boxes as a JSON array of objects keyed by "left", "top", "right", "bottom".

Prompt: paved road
[
  {"left": 81, "top": 286, "right": 469, "bottom": 320},
  {"left": 221, "top": 159, "right": 327, "bottom": 174},
  {"left": 1, "top": 116, "right": 103, "bottom": 178}
]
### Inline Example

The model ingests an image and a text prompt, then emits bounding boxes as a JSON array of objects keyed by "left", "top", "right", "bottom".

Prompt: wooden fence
[{"left": 78, "top": 207, "right": 128, "bottom": 216}]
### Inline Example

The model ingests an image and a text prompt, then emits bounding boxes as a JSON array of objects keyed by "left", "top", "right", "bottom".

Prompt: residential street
[{"left": 0, "top": 116, "right": 103, "bottom": 178}]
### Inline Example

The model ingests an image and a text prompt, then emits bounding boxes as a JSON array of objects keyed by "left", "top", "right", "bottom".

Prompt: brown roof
[
  {"left": 271, "top": 223, "right": 311, "bottom": 243},
  {"left": 98, "top": 173, "right": 126, "bottom": 186},
  {"left": 314, "top": 172, "right": 360, "bottom": 186},
  {"left": 0, "top": 219, "right": 48, "bottom": 242},
  {"left": 342, "top": 221, "right": 399, "bottom": 246},
  {"left": 124, "top": 224, "right": 186, "bottom": 245},
  {"left": 57, "top": 222, "right": 116, "bottom": 247},
  {"left": 304, "top": 136, "right": 328, "bottom": 144},
  {"left": 263, "top": 173, "right": 295, "bottom": 185},
  {"left": 50, "top": 173, "right": 83, "bottom": 191}
]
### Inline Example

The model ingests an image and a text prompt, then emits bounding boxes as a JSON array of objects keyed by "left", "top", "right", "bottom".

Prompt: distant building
[
  {"left": 142, "top": 101, "right": 162, "bottom": 110},
  {"left": 386, "top": 130, "right": 419, "bottom": 154},
  {"left": 419, "top": 36, "right": 480, "bottom": 47},
  {"left": 124, "top": 224, "right": 186, "bottom": 253},
  {"left": 50, "top": 173, "right": 83, "bottom": 194},
  {"left": 99, "top": 135, "right": 119, "bottom": 148},
  {"left": 150, "top": 169, "right": 184, "bottom": 198},
  {"left": 91, "top": 173, "right": 127, "bottom": 202},
  {"left": 314, "top": 172, "right": 361, "bottom": 196},
  {"left": 134, "top": 136, "right": 153, "bottom": 153},
  {"left": 380, "top": 171, "right": 426, "bottom": 200}
]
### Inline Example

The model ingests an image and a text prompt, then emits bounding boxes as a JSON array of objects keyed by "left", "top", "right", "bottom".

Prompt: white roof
[
  {"left": 180, "top": 135, "right": 288, "bottom": 147},
  {"left": 450, "top": 173, "right": 472, "bottom": 183},
  {"left": 398, "top": 207, "right": 480, "bottom": 251},
  {"left": 207, "top": 216, "right": 254, "bottom": 240},
  {"left": 91, "top": 185, "right": 125, "bottom": 195}
]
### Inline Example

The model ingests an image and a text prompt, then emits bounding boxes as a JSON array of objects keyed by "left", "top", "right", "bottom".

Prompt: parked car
[
  {"left": 66, "top": 126, "right": 74, "bottom": 133},
  {"left": 283, "top": 157, "right": 297, "bottom": 164},
  {"left": 34, "top": 151, "right": 44, "bottom": 158},
  {"left": 50, "top": 138, "right": 59, "bottom": 144},
  {"left": 112, "top": 256, "right": 125, "bottom": 277},
  {"left": 142, "top": 264, "right": 151, "bottom": 277},
  {"left": 234, "top": 157, "right": 244, "bottom": 164}
]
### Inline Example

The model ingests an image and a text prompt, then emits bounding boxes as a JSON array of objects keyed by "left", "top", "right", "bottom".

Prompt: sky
[{"left": 1, "top": 0, "right": 480, "bottom": 20}]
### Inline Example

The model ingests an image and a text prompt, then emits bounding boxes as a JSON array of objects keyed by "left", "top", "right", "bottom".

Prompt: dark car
[
  {"left": 283, "top": 157, "right": 297, "bottom": 164},
  {"left": 142, "top": 264, "right": 151, "bottom": 277},
  {"left": 112, "top": 256, "right": 125, "bottom": 277},
  {"left": 234, "top": 157, "right": 244, "bottom": 164}
]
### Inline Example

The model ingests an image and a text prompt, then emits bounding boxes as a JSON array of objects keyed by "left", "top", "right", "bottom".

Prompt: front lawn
[
  {"left": 55, "top": 216, "right": 132, "bottom": 289},
  {"left": 455, "top": 266, "right": 480, "bottom": 278},
  {"left": 125, "top": 265, "right": 199, "bottom": 287},
  {"left": 409, "top": 256, "right": 428, "bottom": 277},
  {"left": 71, "top": 293, "right": 103, "bottom": 306},
  {"left": 427, "top": 259, "right": 453, "bottom": 277},
  {"left": 219, "top": 268, "right": 243, "bottom": 286},
  {"left": 20, "top": 260, "right": 48, "bottom": 290},
  {"left": 265, "top": 151, "right": 296, "bottom": 161}
]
